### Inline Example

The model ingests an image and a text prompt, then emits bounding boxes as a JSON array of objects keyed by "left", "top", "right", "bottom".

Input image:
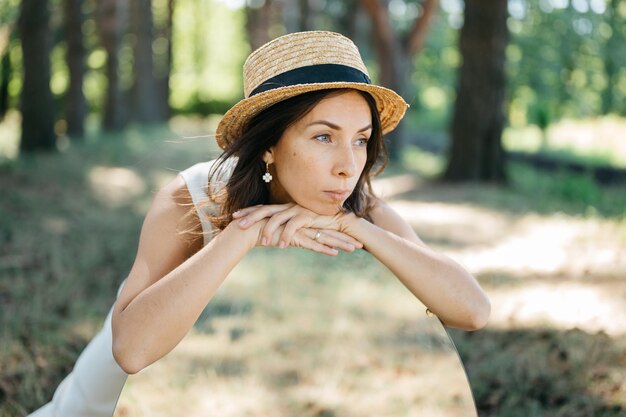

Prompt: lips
[{"left": 324, "top": 190, "right": 352, "bottom": 202}]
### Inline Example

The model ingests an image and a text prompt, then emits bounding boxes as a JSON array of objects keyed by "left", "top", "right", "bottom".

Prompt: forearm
[
  {"left": 112, "top": 222, "right": 257, "bottom": 373},
  {"left": 346, "top": 216, "right": 490, "bottom": 330}
]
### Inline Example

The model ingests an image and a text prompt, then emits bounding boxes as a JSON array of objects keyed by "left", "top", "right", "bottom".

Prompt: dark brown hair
[{"left": 182, "top": 88, "right": 387, "bottom": 244}]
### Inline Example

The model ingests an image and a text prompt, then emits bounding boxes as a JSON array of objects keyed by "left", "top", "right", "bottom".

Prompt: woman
[{"left": 29, "top": 30, "right": 490, "bottom": 416}]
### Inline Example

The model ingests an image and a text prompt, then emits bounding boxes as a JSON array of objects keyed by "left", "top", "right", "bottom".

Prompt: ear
[{"left": 262, "top": 149, "right": 274, "bottom": 165}]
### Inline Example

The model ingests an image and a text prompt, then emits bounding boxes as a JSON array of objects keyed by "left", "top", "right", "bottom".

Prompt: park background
[{"left": 1, "top": 0, "right": 625, "bottom": 415}]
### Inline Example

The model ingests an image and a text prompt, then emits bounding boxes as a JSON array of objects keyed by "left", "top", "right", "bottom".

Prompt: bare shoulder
[
  {"left": 144, "top": 174, "right": 202, "bottom": 255},
  {"left": 114, "top": 174, "right": 203, "bottom": 312},
  {"left": 369, "top": 198, "right": 427, "bottom": 247}
]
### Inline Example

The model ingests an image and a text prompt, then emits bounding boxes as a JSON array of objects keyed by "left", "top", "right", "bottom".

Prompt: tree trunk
[
  {"left": 18, "top": 0, "right": 56, "bottom": 152},
  {"left": 245, "top": 0, "right": 272, "bottom": 51},
  {"left": 64, "top": 0, "right": 87, "bottom": 138},
  {"left": 131, "top": 0, "right": 164, "bottom": 123},
  {"left": 298, "top": 0, "right": 312, "bottom": 31},
  {"left": 443, "top": 0, "right": 508, "bottom": 183},
  {"left": 338, "top": 0, "right": 359, "bottom": 41},
  {"left": 360, "top": 0, "right": 407, "bottom": 161},
  {"left": 97, "top": 0, "right": 128, "bottom": 131},
  {"left": 360, "top": 0, "right": 438, "bottom": 161},
  {"left": 157, "top": 0, "right": 174, "bottom": 119},
  {"left": 407, "top": 0, "right": 439, "bottom": 56},
  {"left": 601, "top": 0, "right": 619, "bottom": 115},
  {"left": 0, "top": 37, "right": 11, "bottom": 120}
]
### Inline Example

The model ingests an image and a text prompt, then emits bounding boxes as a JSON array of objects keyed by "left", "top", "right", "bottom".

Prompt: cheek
[
  {"left": 359, "top": 152, "right": 368, "bottom": 169},
  {"left": 276, "top": 154, "right": 324, "bottom": 195}
]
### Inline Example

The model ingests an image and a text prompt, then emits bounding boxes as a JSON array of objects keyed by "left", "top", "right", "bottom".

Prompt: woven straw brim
[{"left": 215, "top": 83, "right": 408, "bottom": 150}]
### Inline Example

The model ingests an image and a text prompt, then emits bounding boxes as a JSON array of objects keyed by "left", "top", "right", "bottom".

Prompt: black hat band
[{"left": 249, "top": 63, "right": 372, "bottom": 98}]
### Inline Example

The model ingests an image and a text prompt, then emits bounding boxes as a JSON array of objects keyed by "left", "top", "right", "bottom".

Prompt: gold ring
[{"left": 313, "top": 231, "right": 322, "bottom": 241}]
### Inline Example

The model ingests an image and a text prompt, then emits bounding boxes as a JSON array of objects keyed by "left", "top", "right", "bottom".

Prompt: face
[{"left": 263, "top": 90, "right": 372, "bottom": 215}]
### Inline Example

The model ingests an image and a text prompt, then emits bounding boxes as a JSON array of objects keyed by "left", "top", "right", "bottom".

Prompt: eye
[
  {"left": 314, "top": 134, "right": 331, "bottom": 143},
  {"left": 355, "top": 137, "right": 370, "bottom": 147}
]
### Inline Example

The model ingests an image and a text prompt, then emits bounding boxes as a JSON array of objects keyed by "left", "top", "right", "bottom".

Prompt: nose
[{"left": 332, "top": 144, "right": 358, "bottom": 178}]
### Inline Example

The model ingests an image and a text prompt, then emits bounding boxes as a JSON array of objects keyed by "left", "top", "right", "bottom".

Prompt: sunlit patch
[
  {"left": 389, "top": 199, "right": 626, "bottom": 278},
  {"left": 450, "top": 214, "right": 625, "bottom": 278},
  {"left": 42, "top": 217, "right": 69, "bottom": 235},
  {"left": 0, "top": 110, "right": 21, "bottom": 160},
  {"left": 88, "top": 166, "right": 146, "bottom": 207},
  {"left": 372, "top": 174, "right": 421, "bottom": 199},
  {"left": 488, "top": 282, "right": 626, "bottom": 336},
  {"left": 391, "top": 200, "right": 510, "bottom": 247},
  {"left": 386, "top": 198, "right": 626, "bottom": 336}
]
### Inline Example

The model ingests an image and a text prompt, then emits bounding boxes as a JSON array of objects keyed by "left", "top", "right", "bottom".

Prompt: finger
[
  {"left": 278, "top": 215, "right": 312, "bottom": 249},
  {"left": 262, "top": 210, "right": 301, "bottom": 246},
  {"left": 231, "top": 205, "right": 262, "bottom": 218},
  {"left": 306, "top": 229, "right": 356, "bottom": 252},
  {"left": 320, "top": 229, "right": 363, "bottom": 249},
  {"left": 237, "top": 204, "right": 292, "bottom": 228},
  {"left": 294, "top": 231, "right": 339, "bottom": 256},
  {"left": 266, "top": 224, "right": 285, "bottom": 247}
]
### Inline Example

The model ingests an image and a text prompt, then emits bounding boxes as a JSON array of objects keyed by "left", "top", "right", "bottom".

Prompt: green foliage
[
  {"left": 510, "top": 162, "right": 601, "bottom": 205},
  {"left": 3, "top": 0, "right": 623, "bottom": 128},
  {"left": 169, "top": 0, "right": 248, "bottom": 109},
  {"left": 410, "top": 1, "right": 626, "bottom": 131},
  {"left": 0, "top": 0, "right": 20, "bottom": 26},
  {"left": 508, "top": 162, "right": 626, "bottom": 218}
]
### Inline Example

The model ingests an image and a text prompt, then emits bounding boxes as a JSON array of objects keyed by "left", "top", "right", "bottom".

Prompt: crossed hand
[{"left": 233, "top": 203, "right": 363, "bottom": 256}]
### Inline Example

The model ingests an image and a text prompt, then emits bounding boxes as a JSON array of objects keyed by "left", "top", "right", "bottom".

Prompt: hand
[{"left": 233, "top": 204, "right": 362, "bottom": 256}]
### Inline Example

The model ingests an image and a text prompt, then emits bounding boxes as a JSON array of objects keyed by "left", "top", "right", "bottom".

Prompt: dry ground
[{"left": 113, "top": 169, "right": 626, "bottom": 417}]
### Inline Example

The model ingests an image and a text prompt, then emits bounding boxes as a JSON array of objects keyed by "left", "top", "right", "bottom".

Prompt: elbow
[
  {"left": 465, "top": 296, "right": 491, "bottom": 331},
  {"left": 112, "top": 339, "right": 143, "bottom": 375},
  {"left": 112, "top": 323, "right": 147, "bottom": 375}
]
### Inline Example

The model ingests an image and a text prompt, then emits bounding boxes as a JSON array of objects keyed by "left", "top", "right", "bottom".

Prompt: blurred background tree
[
  {"left": 17, "top": 0, "right": 55, "bottom": 152},
  {"left": 443, "top": 0, "right": 508, "bottom": 182},
  {"left": 2, "top": 0, "right": 624, "bottom": 176}
]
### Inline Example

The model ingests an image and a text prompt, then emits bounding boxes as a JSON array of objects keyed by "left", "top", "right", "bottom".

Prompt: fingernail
[
  {"left": 239, "top": 219, "right": 248, "bottom": 226},
  {"left": 261, "top": 237, "right": 268, "bottom": 246},
  {"left": 346, "top": 244, "right": 355, "bottom": 251},
  {"left": 331, "top": 249, "right": 339, "bottom": 255},
  {"left": 279, "top": 240, "right": 286, "bottom": 249}
]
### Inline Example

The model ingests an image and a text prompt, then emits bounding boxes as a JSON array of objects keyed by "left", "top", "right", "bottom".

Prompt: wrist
[
  {"left": 338, "top": 211, "right": 363, "bottom": 236},
  {"left": 224, "top": 219, "right": 265, "bottom": 251}
]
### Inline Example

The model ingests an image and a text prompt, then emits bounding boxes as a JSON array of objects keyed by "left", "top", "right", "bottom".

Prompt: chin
[
  {"left": 318, "top": 203, "right": 345, "bottom": 216},
  {"left": 300, "top": 201, "right": 343, "bottom": 216}
]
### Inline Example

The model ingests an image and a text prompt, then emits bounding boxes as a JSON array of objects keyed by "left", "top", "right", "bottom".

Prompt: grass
[
  {"left": 401, "top": 145, "right": 626, "bottom": 219},
  {"left": 1, "top": 118, "right": 625, "bottom": 416},
  {"left": 115, "top": 249, "right": 478, "bottom": 417}
]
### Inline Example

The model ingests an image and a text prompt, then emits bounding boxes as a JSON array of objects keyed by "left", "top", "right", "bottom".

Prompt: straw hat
[{"left": 215, "top": 30, "right": 409, "bottom": 150}]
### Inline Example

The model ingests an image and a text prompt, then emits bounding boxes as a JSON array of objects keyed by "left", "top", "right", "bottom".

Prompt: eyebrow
[{"left": 306, "top": 120, "right": 372, "bottom": 132}]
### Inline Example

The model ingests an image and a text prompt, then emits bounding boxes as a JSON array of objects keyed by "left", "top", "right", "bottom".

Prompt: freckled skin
[{"left": 264, "top": 91, "right": 372, "bottom": 216}]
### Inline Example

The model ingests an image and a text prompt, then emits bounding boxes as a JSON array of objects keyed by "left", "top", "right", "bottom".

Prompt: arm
[
  {"left": 112, "top": 177, "right": 360, "bottom": 374},
  {"left": 111, "top": 175, "right": 260, "bottom": 374},
  {"left": 235, "top": 200, "right": 490, "bottom": 331},
  {"left": 344, "top": 200, "right": 490, "bottom": 330}
]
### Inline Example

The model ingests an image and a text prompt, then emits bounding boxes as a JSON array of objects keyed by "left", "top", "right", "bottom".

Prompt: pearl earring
[{"left": 262, "top": 162, "right": 273, "bottom": 183}]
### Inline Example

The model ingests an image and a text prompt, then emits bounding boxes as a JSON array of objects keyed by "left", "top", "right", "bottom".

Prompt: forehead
[{"left": 298, "top": 90, "right": 372, "bottom": 126}]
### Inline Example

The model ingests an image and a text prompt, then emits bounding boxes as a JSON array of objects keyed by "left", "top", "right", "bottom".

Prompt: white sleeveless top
[{"left": 179, "top": 157, "right": 237, "bottom": 247}]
